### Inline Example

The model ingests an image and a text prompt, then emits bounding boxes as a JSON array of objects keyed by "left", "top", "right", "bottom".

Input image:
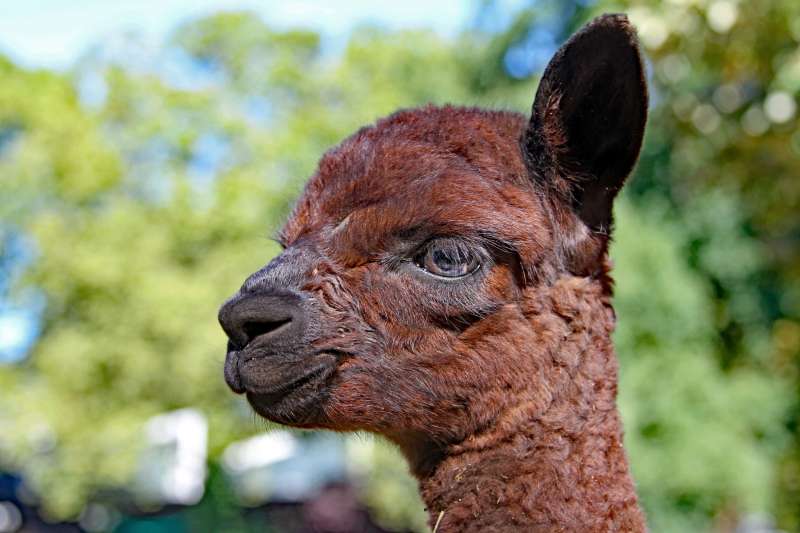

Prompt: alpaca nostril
[
  {"left": 218, "top": 289, "right": 308, "bottom": 354},
  {"left": 242, "top": 318, "right": 292, "bottom": 345}
]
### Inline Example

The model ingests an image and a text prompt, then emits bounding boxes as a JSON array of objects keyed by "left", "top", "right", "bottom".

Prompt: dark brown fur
[{"left": 220, "top": 14, "right": 649, "bottom": 532}]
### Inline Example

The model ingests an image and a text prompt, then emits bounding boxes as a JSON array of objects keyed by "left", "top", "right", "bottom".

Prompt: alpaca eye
[{"left": 417, "top": 242, "right": 480, "bottom": 278}]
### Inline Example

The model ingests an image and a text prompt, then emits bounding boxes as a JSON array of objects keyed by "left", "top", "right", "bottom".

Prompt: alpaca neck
[
  {"left": 412, "top": 276, "right": 646, "bottom": 532},
  {"left": 416, "top": 403, "right": 644, "bottom": 532}
]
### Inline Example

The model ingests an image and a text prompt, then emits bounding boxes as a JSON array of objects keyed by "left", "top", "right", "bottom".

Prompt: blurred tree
[
  {"left": 0, "top": 13, "right": 477, "bottom": 525},
  {"left": 0, "top": 5, "right": 796, "bottom": 532}
]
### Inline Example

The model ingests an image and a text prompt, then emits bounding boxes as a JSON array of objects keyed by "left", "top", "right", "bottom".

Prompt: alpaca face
[
  {"left": 221, "top": 107, "right": 549, "bottom": 437},
  {"left": 219, "top": 15, "right": 647, "bottom": 452}
]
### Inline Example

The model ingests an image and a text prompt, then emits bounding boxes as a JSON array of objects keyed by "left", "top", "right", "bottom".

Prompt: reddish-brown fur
[{"left": 220, "top": 14, "right": 649, "bottom": 532}]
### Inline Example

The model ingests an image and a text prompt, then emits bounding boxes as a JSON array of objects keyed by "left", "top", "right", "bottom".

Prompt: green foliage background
[{"left": 1, "top": 1, "right": 799, "bottom": 531}]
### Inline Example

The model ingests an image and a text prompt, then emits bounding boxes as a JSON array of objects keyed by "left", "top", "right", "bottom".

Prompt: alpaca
[{"left": 219, "top": 14, "right": 648, "bottom": 532}]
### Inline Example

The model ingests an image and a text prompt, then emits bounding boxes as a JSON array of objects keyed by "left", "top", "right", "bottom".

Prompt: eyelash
[
  {"left": 376, "top": 232, "right": 499, "bottom": 281},
  {"left": 409, "top": 239, "right": 484, "bottom": 280}
]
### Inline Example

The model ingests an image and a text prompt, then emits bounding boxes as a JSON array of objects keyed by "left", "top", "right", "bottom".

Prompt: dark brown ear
[{"left": 522, "top": 13, "right": 648, "bottom": 232}]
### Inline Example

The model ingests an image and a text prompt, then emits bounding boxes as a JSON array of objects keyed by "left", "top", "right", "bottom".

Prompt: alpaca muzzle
[
  {"left": 219, "top": 289, "right": 314, "bottom": 389},
  {"left": 218, "top": 286, "right": 338, "bottom": 424}
]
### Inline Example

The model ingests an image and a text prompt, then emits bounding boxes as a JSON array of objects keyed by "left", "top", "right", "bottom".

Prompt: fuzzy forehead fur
[{"left": 280, "top": 105, "right": 552, "bottom": 270}]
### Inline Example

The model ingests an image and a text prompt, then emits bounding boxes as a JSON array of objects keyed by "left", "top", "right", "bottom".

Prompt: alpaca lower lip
[
  {"left": 236, "top": 351, "right": 338, "bottom": 398},
  {"left": 223, "top": 344, "right": 312, "bottom": 395},
  {"left": 244, "top": 361, "right": 324, "bottom": 396}
]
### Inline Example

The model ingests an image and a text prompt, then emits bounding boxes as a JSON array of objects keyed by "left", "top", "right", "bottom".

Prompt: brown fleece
[{"left": 418, "top": 275, "right": 645, "bottom": 532}]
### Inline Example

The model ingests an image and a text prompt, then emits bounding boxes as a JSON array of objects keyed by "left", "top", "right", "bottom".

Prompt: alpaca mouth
[{"left": 225, "top": 348, "right": 339, "bottom": 424}]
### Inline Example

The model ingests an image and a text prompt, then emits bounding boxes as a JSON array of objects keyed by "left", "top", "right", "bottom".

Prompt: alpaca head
[{"left": 219, "top": 14, "right": 647, "bottom": 460}]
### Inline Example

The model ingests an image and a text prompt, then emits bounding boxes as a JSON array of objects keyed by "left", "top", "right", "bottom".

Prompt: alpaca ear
[{"left": 522, "top": 14, "right": 648, "bottom": 232}]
